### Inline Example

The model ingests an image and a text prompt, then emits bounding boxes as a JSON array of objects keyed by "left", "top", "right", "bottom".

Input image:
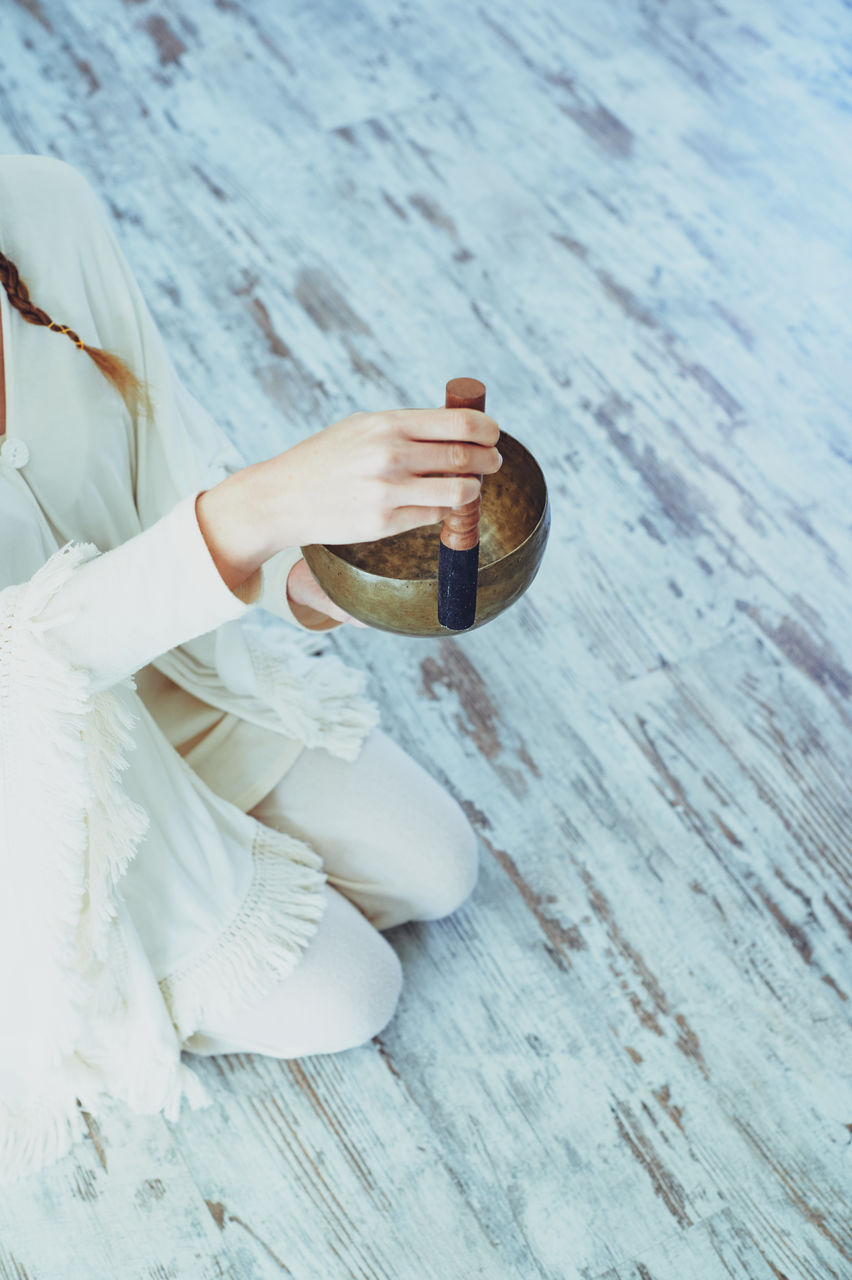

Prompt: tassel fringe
[
  {"left": 0, "top": 540, "right": 190, "bottom": 1185},
  {"left": 0, "top": 1053, "right": 214, "bottom": 1185},
  {"left": 243, "top": 624, "right": 381, "bottom": 763},
  {"left": 0, "top": 540, "right": 121, "bottom": 1066},
  {"left": 78, "top": 686, "right": 151, "bottom": 966},
  {"left": 157, "top": 824, "right": 329, "bottom": 1041},
  {"left": 0, "top": 1089, "right": 87, "bottom": 1185}
]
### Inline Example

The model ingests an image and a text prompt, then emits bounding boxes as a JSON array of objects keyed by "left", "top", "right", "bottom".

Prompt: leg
[
  {"left": 184, "top": 882, "right": 403, "bottom": 1057},
  {"left": 247, "top": 726, "right": 480, "bottom": 931}
]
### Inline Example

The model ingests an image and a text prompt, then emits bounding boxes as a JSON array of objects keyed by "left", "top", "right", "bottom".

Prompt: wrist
[
  {"left": 250, "top": 452, "right": 310, "bottom": 556},
  {"left": 195, "top": 470, "right": 273, "bottom": 592}
]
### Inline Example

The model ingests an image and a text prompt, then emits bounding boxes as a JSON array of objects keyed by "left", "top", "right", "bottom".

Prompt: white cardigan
[{"left": 0, "top": 154, "right": 381, "bottom": 1181}]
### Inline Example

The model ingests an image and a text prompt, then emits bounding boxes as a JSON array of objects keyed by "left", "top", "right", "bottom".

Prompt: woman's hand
[
  {"left": 253, "top": 406, "right": 503, "bottom": 554},
  {"left": 285, "top": 556, "right": 368, "bottom": 629}
]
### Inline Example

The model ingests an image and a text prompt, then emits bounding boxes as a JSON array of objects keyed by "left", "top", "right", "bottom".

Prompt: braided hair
[{"left": 0, "top": 250, "right": 152, "bottom": 421}]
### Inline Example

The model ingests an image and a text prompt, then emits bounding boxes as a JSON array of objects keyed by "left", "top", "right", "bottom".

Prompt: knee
[
  {"left": 332, "top": 935, "right": 404, "bottom": 1050},
  {"left": 185, "top": 903, "right": 405, "bottom": 1060},
  {"left": 409, "top": 802, "right": 480, "bottom": 922}
]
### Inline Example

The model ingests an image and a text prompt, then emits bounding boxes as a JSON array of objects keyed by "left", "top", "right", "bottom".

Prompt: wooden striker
[{"left": 437, "top": 377, "right": 486, "bottom": 630}]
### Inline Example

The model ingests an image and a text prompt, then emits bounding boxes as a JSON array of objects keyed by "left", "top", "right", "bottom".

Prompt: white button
[{"left": 0, "top": 437, "right": 30, "bottom": 468}]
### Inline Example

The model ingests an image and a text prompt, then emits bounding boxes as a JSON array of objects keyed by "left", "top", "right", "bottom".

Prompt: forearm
[
  {"left": 196, "top": 466, "right": 344, "bottom": 631},
  {"left": 29, "top": 491, "right": 255, "bottom": 695}
]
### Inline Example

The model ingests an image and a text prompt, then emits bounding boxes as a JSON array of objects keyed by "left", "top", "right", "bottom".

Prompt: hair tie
[{"left": 47, "top": 320, "right": 85, "bottom": 349}]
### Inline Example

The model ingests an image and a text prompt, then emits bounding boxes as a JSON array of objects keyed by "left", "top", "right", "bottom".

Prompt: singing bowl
[{"left": 299, "top": 430, "right": 550, "bottom": 637}]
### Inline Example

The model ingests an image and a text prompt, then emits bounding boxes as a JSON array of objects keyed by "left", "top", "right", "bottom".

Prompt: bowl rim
[
  {"left": 304, "top": 488, "right": 550, "bottom": 584},
  {"left": 303, "top": 428, "right": 550, "bottom": 582}
]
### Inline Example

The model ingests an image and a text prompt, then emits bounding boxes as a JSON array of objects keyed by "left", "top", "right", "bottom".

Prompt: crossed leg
[{"left": 183, "top": 727, "right": 479, "bottom": 1058}]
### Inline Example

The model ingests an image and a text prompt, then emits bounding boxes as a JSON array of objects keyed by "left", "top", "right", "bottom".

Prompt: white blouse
[{"left": 0, "top": 153, "right": 381, "bottom": 1182}]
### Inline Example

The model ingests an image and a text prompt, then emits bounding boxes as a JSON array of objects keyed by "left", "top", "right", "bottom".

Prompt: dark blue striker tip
[{"left": 438, "top": 540, "right": 480, "bottom": 631}]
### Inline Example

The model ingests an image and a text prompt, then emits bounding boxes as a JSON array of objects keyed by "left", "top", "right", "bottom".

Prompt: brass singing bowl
[{"left": 300, "top": 430, "right": 550, "bottom": 637}]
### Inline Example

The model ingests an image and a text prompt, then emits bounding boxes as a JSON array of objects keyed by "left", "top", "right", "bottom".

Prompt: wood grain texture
[{"left": 0, "top": 0, "right": 850, "bottom": 1276}]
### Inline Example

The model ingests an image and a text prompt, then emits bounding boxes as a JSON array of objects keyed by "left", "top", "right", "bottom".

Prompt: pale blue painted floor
[{"left": 0, "top": 1, "right": 850, "bottom": 1277}]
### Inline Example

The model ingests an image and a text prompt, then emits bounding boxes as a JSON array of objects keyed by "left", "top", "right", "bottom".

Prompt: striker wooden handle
[{"left": 437, "top": 377, "right": 485, "bottom": 630}]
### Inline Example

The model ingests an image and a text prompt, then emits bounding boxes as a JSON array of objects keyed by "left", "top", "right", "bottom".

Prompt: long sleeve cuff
[{"left": 34, "top": 489, "right": 257, "bottom": 695}]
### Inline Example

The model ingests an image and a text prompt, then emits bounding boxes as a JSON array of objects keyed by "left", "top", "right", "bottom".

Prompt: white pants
[{"left": 184, "top": 727, "right": 479, "bottom": 1059}]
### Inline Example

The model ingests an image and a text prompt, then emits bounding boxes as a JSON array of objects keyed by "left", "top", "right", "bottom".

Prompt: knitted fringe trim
[
  {"left": 72, "top": 1002, "right": 216, "bottom": 1125},
  {"left": 244, "top": 624, "right": 381, "bottom": 763},
  {"left": 0, "top": 1090, "right": 87, "bottom": 1185},
  {"left": 0, "top": 539, "right": 175, "bottom": 1184},
  {"left": 157, "top": 824, "right": 329, "bottom": 1042},
  {"left": 0, "top": 540, "right": 146, "bottom": 1063},
  {"left": 0, "top": 541, "right": 101, "bottom": 1050},
  {"left": 0, "top": 1055, "right": 214, "bottom": 1186},
  {"left": 160, "top": 1059, "right": 214, "bottom": 1120},
  {"left": 78, "top": 686, "right": 151, "bottom": 965}
]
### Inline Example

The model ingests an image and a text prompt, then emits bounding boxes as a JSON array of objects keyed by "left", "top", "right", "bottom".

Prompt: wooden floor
[{"left": 2, "top": 0, "right": 851, "bottom": 1276}]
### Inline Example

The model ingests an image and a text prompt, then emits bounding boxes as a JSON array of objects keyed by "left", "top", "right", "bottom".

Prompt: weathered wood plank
[{"left": 0, "top": 0, "right": 850, "bottom": 1276}]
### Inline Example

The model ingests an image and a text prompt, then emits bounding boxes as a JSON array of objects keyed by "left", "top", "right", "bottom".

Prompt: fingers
[
  {"left": 287, "top": 558, "right": 368, "bottom": 628},
  {"left": 326, "top": 600, "right": 367, "bottom": 628},
  {"left": 406, "top": 473, "right": 487, "bottom": 509},
  {"left": 381, "top": 470, "right": 484, "bottom": 515},
  {"left": 387, "top": 438, "right": 502, "bottom": 480},
  {"left": 383, "top": 500, "right": 472, "bottom": 537},
  {"left": 328, "top": 608, "right": 367, "bottom": 628},
  {"left": 392, "top": 406, "right": 501, "bottom": 446}
]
